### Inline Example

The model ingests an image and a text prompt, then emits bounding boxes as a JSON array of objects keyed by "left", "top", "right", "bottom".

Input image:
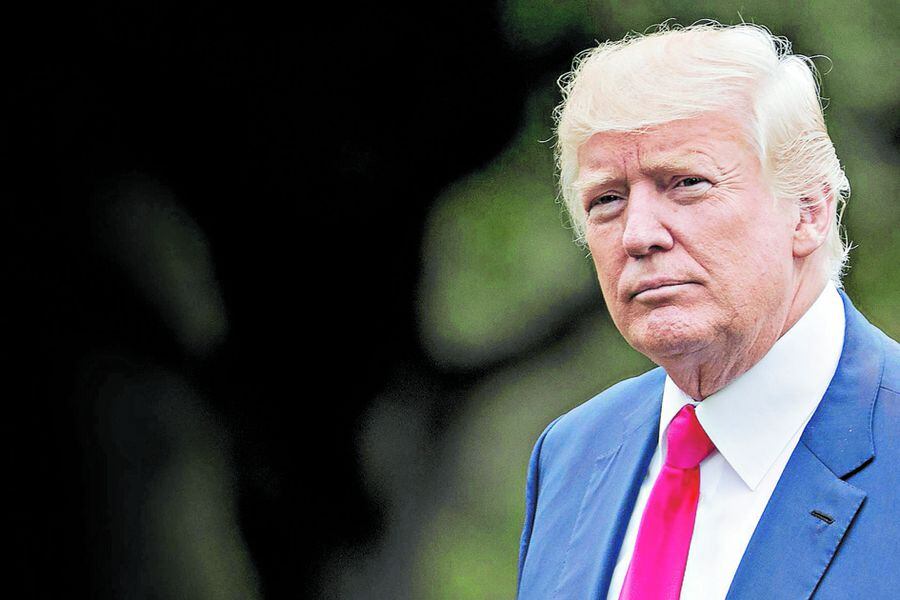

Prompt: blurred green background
[{"left": 352, "top": 2, "right": 898, "bottom": 599}]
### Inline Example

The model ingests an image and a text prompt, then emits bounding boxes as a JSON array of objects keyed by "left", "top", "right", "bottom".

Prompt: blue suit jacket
[{"left": 517, "top": 291, "right": 900, "bottom": 599}]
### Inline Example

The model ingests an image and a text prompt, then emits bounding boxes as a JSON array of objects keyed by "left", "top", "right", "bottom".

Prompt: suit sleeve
[{"left": 517, "top": 414, "right": 565, "bottom": 594}]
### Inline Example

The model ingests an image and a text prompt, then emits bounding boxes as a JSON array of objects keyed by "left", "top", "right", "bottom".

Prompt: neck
[{"left": 663, "top": 271, "right": 829, "bottom": 400}]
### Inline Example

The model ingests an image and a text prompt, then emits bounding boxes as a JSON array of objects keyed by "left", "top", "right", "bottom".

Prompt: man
[{"left": 517, "top": 23, "right": 900, "bottom": 600}]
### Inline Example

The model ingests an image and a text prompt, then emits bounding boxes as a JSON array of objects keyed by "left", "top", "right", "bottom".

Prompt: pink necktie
[{"left": 619, "top": 404, "right": 716, "bottom": 600}]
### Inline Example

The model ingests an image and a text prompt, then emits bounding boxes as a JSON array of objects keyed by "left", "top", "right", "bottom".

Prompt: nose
[{"left": 621, "top": 185, "right": 674, "bottom": 258}]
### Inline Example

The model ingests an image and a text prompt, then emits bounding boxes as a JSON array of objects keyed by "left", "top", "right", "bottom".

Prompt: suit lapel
[
  {"left": 554, "top": 383, "right": 662, "bottom": 599},
  {"left": 724, "top": 442, "right": 866, "bottom": 599},
  {"left": 726, "top": 291, "right": 883, "bottom": 599}
]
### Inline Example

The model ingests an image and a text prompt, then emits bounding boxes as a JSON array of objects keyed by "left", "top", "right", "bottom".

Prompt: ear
[{"left": 793, "top": 183, "right": 834, "bottom": 259}]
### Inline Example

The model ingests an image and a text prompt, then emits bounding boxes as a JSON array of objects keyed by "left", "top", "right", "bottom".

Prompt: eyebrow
[
  {"left": 573, "top": 149, "right": 724, "bottom": 199},
  {"left": 640, "top": 149, "right": 723, "bottom": 175},
  {"left": 571, "top": 171, "right": 618, "bottom": 199}
]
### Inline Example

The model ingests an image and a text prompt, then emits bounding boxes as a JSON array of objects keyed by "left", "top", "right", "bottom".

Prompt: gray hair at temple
[{"left": 554, "top": 22, "right": 851, "bottom": 284}]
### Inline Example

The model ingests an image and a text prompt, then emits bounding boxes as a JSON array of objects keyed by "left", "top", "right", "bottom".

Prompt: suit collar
[
  {"left": 620, "top": 371, "right": 664, "bottom": 441},
  {"left": 800, "top": 289, "right": 882, "bottom": 478}
]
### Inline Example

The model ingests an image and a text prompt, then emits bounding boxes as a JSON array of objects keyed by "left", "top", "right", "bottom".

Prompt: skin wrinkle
[
  {"left": 578, "top": 110, "right": 833, "bottom": 399},
  {"left": 577, "top": 141, "right": 743, "bottom": 213}
]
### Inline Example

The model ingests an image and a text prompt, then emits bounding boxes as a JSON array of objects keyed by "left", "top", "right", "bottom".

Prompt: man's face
[{"left": 576, "top": 111, "right": 799, "bottom": 363}]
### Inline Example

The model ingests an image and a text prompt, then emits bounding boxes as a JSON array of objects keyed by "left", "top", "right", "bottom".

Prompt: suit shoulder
[
  {"left": 876, "top": 325, "right": 900, "bottom": 394},
  {"left": 540, "top": 367, "right": 665, "bottom": 463},
  {"left": 863, "top": 322, "right": 900, "bottom": 464},
  {"left": 556, "top": 366, "right": 666, "bottom": 430}
]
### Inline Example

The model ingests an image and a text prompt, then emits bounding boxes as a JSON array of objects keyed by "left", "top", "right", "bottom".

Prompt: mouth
[{"left": 629, "top": 280, "right": 697, "bottom": 300}]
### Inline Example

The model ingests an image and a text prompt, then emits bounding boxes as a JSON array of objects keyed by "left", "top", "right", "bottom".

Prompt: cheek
[
  {"left": 701, "top": 221, "right": 796, "bottom": 302},
  {"left": 587, "top": 233, "right": 624, "bottom": 293},
  {"left": 739, "top": 210, "right": 797, "bottom": 269}
]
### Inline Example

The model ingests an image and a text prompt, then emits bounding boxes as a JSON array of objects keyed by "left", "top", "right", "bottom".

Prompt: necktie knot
[{"left": 665, "top": 404, "right": 715, "bottom": 470}]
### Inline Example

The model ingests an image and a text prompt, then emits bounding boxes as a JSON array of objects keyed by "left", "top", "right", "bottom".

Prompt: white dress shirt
[{"left": 606, "top": 282, "right": 845, "bottom": 600}]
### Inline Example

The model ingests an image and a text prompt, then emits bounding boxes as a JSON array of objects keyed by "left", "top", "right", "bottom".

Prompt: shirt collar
[{"left": 660, "top": 282, "right": 845, "bottom": 490}]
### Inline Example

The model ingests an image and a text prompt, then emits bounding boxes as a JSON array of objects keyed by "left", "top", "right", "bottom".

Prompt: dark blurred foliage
[{"left": 0, "top": 2, "right": 572, "bottom": 598}]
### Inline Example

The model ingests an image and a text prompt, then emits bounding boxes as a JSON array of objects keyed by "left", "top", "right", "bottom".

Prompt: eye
[
  {"left": 588, "top": 194, "right": 622, "bottom": 212},
  {"left": 592, "top": 194, "right": 621, "bottom": 206},
  {"left": 675, "top": 176, "right": 708, "bottom": 188}
]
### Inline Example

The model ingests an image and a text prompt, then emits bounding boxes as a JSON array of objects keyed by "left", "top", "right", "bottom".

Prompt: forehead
[{"left": 576, "top": 112, "right": 756, "bottom": 177}]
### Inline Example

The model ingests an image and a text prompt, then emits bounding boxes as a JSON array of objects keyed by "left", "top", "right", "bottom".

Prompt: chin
[{"left": 622, "top": 306, "right": 717, "bottom": 362}]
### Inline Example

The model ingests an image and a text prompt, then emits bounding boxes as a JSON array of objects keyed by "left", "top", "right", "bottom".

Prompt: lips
[{"left": 629, "top": 279, "right": 696, "bottom": 299}]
